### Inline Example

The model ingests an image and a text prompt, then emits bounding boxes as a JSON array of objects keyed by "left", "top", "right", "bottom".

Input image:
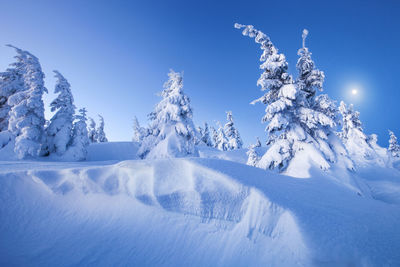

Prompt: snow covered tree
[
  {"left": 66, "top": 108, "right": 89, "bottom": 161},
  {"left": 210, "top": 125, "right": 218, "bottom": 148},
  {"left": 388, "top": 130, "right": 400, "bottom": 157},
  {"left": 235, "top": 24, "right": 300, "bottom": 170},
  {"left": 88, "top": 117, "right": 97, "bottom": 143},
  {"left": 224, "top": 111, "right": 243, "bottom": 150},
  {"left": 235, "top": 25, "right": 348, "bottom": 172},
  {"left": 215, "top": 123, "right": 228, "bottom": 151},
  {"left": 138, "top": 70, "right": 198, "bottom": 159},
  {"left": 96, "top": 115, "right": 108, "bottom": 142},
  {"left": 247, "top": 144, "right": 260, "bottom": 167},
  {"left": 339, "top": 101, "right": 376, "bottom": 161},
  {"left": 296, "top": 29, "right": 324, "bottom": 104},
  {"left": 132, "top": 116, "right": 148, "bottom": 143},
  {"left": 6, "top": 45, "right": 48, "bottom": 159},
  {"left": 0, "top": 55, "right": 25, "bottom": 132},
  {"left": 43, "top": 71, "right": 75, "bottom": 156},
  {"left": 200, "top": 122, "right": 213, "bottom": 146}
]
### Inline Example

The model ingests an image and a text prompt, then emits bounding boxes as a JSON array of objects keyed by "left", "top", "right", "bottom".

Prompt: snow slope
[{"left": 0, "top": 143, "right": 400, "bottom": 266}]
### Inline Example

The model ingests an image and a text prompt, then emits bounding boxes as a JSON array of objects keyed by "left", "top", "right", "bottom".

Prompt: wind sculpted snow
[{"left": 1, "top": 153, "right": 400, "bottom": 266}]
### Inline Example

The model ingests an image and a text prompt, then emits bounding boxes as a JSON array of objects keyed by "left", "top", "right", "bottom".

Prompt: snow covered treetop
[{"left": 234, "top": 23, "right": 292, "bottom": 99}]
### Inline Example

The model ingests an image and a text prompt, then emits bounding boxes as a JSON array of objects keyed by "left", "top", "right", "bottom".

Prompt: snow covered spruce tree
[
  {"left": 65, "top": 108, "right": 89, "bottom": 161},
  {"left": 215, "top": 122, "right": 228, "bottom": 151},
  {"left": 210, "top": 125, "right": 218, "bottom": 148},
  {"left": 138, "top": 70, "right": 198, "bottom": 159},
  {"left": 42, "top": 71, "right": 75, "bottom": 156},
  {"left": 0, "top": 53, "right": 25, "bottom": 132},
  {"left": 96, "top": 115, "right": 108, "bottom": 142},
  {"left": 132, "top": 116, "right": 148, "bottom": 143},
  {"left": 224, "top": 111, "right": 243, "bottom": 150},
  {"left": 388, "top": 130, "right": 400, "bottom": 157},
  {"left": 6, "top": 45, "right": 48, "bottom": 159},
  {"left": 339, "top": 101, "right": 378, "bottom": 161},
  {"left": 88, "top": 117, "right": 97, "bottom": 143},
  {"left": 200, "top": 122, "right": 213, "bottom": 146},
  {"left": 235, "top": 24, "right": 349, "bottom": 172},
  {"left": 246, "top": 144, "right": 260, "bottom": 167}
]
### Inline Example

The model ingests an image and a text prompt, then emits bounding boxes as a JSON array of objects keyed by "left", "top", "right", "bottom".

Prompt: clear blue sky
[{"left": 0, "top": 0, "right": 399, "bottom": 146}]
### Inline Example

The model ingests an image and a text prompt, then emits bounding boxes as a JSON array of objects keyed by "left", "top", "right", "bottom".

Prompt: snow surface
[{"left": 1, "top": 142, "right": 400, "bottom": 266}]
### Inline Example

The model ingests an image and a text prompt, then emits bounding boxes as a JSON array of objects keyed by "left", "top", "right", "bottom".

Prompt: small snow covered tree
[
  {"left": 388, "top": 130, "right": 400, "bottom": 157},
  {"left": 210, "top": 125, "right": 218, "bottom": 148},
  {"left": 247, "top": 144, "right": 259, "bottom": 166},
  {"left": 200, "top": 122, "right": 213, "bottom": 146},
  {"left": 339, "top": 101, "right": 376, "bottom": 161},
  {"left": 43, "top": 71, "right": 75, "bottom": 156},
  {"left": 224, "top": 111, "right": 243, "bottom": 150},
  {"left": 132, "top": 116, "right": 148, "bottom": 143},
  {"left": 66, "top": 108, "right": 89, "bottom": 161},
  {"left": 215, "top": 123, "right": 228, "bottom": 151},
  {"left": 6, "top": 45, "right": 48, "bottom": 159},
  {"left": 88, "top": 117, "right": 97, "bottom": 143},
  {"left": 97, "top": 115, "right": 108, "bottom": 142},
  {"left": 138, "top": 70, "right": 198, "bottom": 159}
]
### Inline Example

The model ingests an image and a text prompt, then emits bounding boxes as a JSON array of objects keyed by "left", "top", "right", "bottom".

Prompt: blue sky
[{"left": 0, "top": 0, "right": 399, "bottom": 146}]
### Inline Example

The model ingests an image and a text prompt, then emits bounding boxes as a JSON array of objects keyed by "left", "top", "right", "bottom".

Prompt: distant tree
[
  {"left": 132, "top": 116, "right": 148, "bottom": 143},
  {"left": 88, "top": 117, "right": 97, "bottom": 143},
  {"left": 339, "top": 101, "right": 376, "bottom": 161},
  {"left": 215, "top": 122, "right": 228, "bottom": 151},
  {"left": 6, "top": 45, "right": 48, "bottom": 159},
  {"left": 138, "top": 70, "right": 198, "bottom": 159},
  {"left": 67, "top": 108, "right": 89, "bottom": 161},
  {"left": 210, "top": 125, "right": 218, "bottom": 148},
  {"left": 97, "top": 115, "right": 108, "bottom": 142},
  {"left": 200, "top": 122, "right": 213, "bottom": 147},
  {"left": 246, "top": 144, "right": 259, "bottom": 167},
  {"left": 43, "top": 71, "right": 75, "bottom": 156},
  {"left": 388, "top": 130, "right": 400, "bottom": 157},
  {"left": 224, "top": 111, "right": 243, "bottom": 150}
]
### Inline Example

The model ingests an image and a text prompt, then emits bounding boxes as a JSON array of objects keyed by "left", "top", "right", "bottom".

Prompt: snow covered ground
[{"left": 1, "top": 142, "right": 400, "bottom": 266}]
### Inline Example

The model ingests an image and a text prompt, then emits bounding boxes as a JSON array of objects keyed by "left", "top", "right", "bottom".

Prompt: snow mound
[{"left": 1, "top": 157, "right": 400, "bottom": 266}]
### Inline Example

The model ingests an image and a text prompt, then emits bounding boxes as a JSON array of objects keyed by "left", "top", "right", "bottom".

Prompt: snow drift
[{"left": 1, "top": 144, "right": 400, "bottom": 266}]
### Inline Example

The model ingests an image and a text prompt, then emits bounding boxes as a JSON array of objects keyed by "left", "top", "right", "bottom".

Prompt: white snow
[{"left": 0, "top": 142, "right": 400, "bottom": 266}]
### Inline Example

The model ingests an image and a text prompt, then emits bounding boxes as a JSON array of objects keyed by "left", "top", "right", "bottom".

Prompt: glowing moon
[{"left": 351, "top": 89, "right": 358, "bottom": 95}]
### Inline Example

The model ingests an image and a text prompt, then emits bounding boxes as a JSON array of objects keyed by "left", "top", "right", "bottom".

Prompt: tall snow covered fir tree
[
  {"left": 65, "top": 108, "right": 89, "bottom": 161},
  {"left": 138, "top": 70, "right": 198, "bottom": 159},
  {"left": 0, "top": 52, "right": 24, "bottom": 132},
  {"left": 97, "top": 115, "right": 108, "bottom": 142},
  {"left": 235, "top": 24, "right": 351, "bottom": 173},
  {"left": 224, "top": 111, "right": 243, "bottom": 150},
  {"left": 42, "top": 71, "right": 75, "bottom": 156},
  {"left": 6, "top": 45, "right": 48, "bottom": 159},
  {"left": 388, "top": 130, "right": 400, "bottom": 157},
  {"left": 88, "top": 117, "right": 97, "bottom": 143}
]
